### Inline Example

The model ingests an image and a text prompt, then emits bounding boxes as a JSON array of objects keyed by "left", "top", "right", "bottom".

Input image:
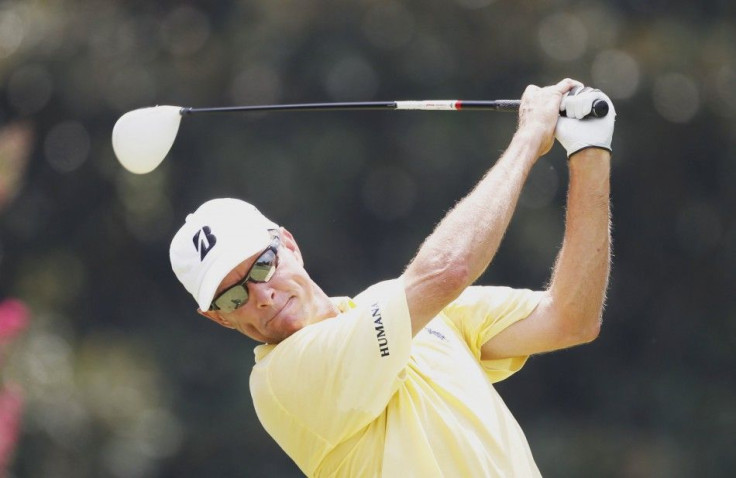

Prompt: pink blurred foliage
[
  {"left": 0, "top": 108, "right": 34, "bottom": 478},
  {"left": 0, "top": 300, "right": 29, "bottom": 347},
  {"left": 0, "top": 299, "right": 30, "bottom": 477},
  {"left": 0, "top": 385, "right": 23, "bottom": 477}
]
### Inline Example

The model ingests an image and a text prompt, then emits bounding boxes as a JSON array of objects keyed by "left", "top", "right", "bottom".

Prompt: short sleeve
[
  {"left": 249, "top": 278, "right": 412, "bottom": 467},
  {"left": 442, "top": 286, "right": 543, "bottom": 382}
]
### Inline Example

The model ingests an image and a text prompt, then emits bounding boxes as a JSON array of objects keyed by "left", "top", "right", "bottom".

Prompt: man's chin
[{"left": 267, "top": 315, "right": 305, "bottom": 343}]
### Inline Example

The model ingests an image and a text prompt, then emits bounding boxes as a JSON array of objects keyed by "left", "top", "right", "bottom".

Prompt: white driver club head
[{"left": 112, "top": 105, "right": 182, "bottom": 174}]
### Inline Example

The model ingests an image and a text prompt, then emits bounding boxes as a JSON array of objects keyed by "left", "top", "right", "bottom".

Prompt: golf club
[{"left": 112, "top": 99, "right": 609, "bottom": 174}]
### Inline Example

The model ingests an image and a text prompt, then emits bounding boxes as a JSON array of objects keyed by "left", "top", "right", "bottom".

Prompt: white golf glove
[{"left": 555, "top": 86, "right": 616, "bottom": 158}]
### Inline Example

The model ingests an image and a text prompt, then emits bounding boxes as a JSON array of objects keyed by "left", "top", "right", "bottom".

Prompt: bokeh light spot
[
  {"left": 362, "top": 2, "right": 415, "bottom": 50},
  {"left": 591, "top": 49, "right": 640, "bottom": 99},
  {"left": 119, "top": 16, "right": 163, "bottom": 63},
  {"left": 43, "top": 121, "right": 90, "bottom": 173},
  {"left": 538, "top": 13, "right": 588, "bottom": 62},
  {"left": 230, "top": 64, "right": 283, "bottom": 106},
  {"left": 325, "top": 56, "right": 379, "bottom": 101},
  {"left": 0, "top": 122, "right": 34, "bottom": 210},
  {"left": 402, "top": 35, "right": 455, "bottom": 85},
  {"left": 7, "top": 64, "right": 53, "bottom": 115},
  {"left": 106, "top": 66, "right": 157, "bottom": 111},
  {"left": 160, "top": 6, "right": 210, "bottom": 57},
  {"left": 118, "top": 169, "right": 174, "bottom": 244},
  {"left": 653, "top": 73, "right": 700, "bottom": 123},
  {"left": 0, "top": 9, "right": 24, "bottom": 58},
  {"left": 132, "top": 408, "right": 183, "bottom": 459},
  {"left": 16, "top": 251, "right": 86, "bottom": 308}
]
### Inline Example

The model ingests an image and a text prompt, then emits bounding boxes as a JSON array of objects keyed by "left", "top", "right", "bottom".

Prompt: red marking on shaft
[{"left": 455, "top": 101, "right": 462, "bottom": 110}]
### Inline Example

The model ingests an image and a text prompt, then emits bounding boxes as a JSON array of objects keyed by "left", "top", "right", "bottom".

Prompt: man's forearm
[
  {"left": 404, "top": 130, "right": 543, "bottom": 334},
  {"left": 422, "top": 130, "right": 541, "bottom": 283},
  {"left": 402, "top": 79, "right": 580, "bottom": 335},
  {"left": 547, "top": 148, "right": 611, "bottom": 340}
]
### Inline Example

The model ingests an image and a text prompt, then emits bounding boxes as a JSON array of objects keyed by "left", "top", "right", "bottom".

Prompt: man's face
[{"left": 200, "top": 228, "right": 321, "bottom": 343}]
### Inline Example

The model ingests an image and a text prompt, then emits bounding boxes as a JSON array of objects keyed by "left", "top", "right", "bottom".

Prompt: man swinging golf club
[{"left": 169, "top": 78, "right": 615, "bottom": 477}]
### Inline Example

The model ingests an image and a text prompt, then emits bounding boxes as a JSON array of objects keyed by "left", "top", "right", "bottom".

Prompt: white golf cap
[{"left": 169, "top": 198, "right": 278, "bottom": 311}]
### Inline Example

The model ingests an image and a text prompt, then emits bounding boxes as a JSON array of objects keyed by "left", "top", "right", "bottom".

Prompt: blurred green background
[{"left": 1, "top": 0, "right": 734, "bottom": 476}]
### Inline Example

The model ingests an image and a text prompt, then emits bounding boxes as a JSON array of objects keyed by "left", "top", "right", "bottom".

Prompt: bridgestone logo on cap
[{"left": 192, "top": 226, "right": 217, "bottom": 260}]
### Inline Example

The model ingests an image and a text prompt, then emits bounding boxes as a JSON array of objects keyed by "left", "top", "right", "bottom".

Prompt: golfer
[{"left": 169, "top": 78, "right": 614, "bottom": 477}]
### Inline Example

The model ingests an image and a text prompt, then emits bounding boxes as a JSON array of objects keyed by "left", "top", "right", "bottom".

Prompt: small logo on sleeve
[
  {"left": 192, "top": 226, "right": 217, "bottom": 260},
  {"left": 370, "top": 303, "right": 390, "bottom": 357},
  {"left": 426, "top": 327, "right": 447, "bottom": 341}
]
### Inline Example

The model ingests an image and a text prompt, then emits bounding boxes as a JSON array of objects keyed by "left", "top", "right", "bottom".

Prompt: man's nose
[{"left": 249, "top": 282, "right": 275, "bottom": 308}]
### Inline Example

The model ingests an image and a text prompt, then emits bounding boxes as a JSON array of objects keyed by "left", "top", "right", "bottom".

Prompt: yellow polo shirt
[{"left": 250, "top": 278, "right": 543, "bottom": 477}]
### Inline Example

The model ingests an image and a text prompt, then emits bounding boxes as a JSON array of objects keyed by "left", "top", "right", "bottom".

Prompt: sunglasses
[{"left": 209, "top": 232, "right": 281, "bottom": 312}]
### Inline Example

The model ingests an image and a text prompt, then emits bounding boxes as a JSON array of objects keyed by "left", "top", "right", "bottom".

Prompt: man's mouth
[{"left": 266, "top": 297, "right": 293, "bottom": 328}]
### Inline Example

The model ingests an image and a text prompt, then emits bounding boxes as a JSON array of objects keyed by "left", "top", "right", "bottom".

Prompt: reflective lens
[
  {"left": 209, "top": 234, "right": 280, "bottom": 312},
  {"left": 250, "top": 249, "right": 278, "bottom": 282}
]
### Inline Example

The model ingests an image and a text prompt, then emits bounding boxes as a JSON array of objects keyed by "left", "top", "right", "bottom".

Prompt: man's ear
[
  {"left": 197, "top": 309, "right": 236, "bottom": 329},
  {"left": 279, "top": 226, "right": 303, "bottom": 266}
]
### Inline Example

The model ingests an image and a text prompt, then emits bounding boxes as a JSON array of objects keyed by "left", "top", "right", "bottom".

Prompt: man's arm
[
  {"left": 481, "top": 147, "right": 611, "bottom": 359},
  {"left": 402, "top": 79, "right": 582, "bottom": 336}
]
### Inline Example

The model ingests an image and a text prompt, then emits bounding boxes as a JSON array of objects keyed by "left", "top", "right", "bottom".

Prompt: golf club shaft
[
  {"left": 180, "top": 99, "right": 608, "bottom": 117},
  {"left": 180, "top": 100, "right": 521, "bottom": 115}
]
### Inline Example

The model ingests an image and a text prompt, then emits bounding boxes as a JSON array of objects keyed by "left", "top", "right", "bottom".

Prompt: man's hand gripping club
[{"left": 556, "top": 86, "right": 617, "bottom": 157}]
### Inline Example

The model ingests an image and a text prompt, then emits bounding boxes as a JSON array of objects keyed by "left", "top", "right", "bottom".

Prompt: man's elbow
[
  {"left": 544, "top": 299, "right": 602, "bottom": 348},
  {"left": 403, "top": 256, "right": 472, "bottom": 325},
  {"left": 577, "top": 315, "right": 602, "bottom": 343},
  {"left": 407, "top": 251, "right": 473, "bottom": 298},
  {"left": 423, "top": 262, "right": 472, "bottom": 309},
  {"left": 545, "top": 290, "right": 605, "bottom": 348},
  {"left": 562, "top": 311, "right": 602, "bottom": 346}
]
